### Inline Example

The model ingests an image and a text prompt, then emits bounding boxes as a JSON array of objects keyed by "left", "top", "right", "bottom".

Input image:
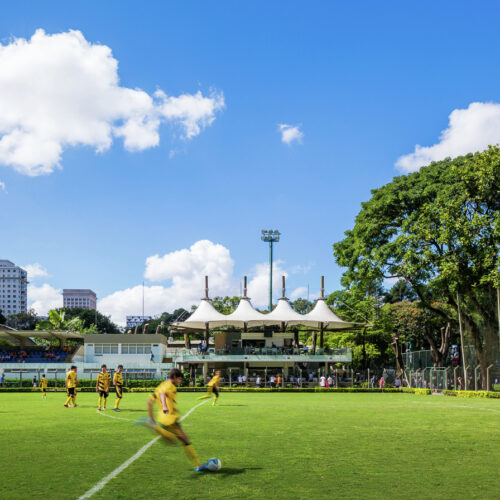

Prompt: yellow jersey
[
  {"left": 207, "top": 375, "right": 220, "bottom": 387},
  {"left": 97, "top": 372, "right": 111, "bottom": 391},
  {"left": 152, "top": 380, "right": 179, "bottom": 426},
  {"left": 113, "top": 372, "right": 123, "bottom": 386},
  {"left": 41, "top": 378, "right": 48, "bottom": 389},
  {"left": 66, "top": 371, "right": 77, "bottom": 388}
]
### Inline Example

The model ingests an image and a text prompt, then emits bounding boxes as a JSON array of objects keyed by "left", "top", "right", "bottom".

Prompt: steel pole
[
  {"left": 269, "top": 241, "right": 273, "bottom": 312},
  {"left": 456, "top": 292, "right": 468, "bottom": 391}
]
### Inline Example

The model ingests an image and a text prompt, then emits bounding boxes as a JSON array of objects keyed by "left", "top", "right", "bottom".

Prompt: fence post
[{"left": 486, "top": 364, "right": 494, "bottom": 391}]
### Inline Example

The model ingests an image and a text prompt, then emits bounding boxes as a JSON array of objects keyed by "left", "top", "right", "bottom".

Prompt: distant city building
[
  {"left": 126, "top": 315, "right": 151, "bottom": 329},
  {"left": 63, "top": 289, "right": 97, "bottom": 310},
  {"left": 0, "top": 260, "right": 28, "bottom": 316}
]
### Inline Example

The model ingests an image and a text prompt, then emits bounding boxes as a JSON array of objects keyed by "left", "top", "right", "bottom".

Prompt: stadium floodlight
[{"left": 261, "top": 229, "right": 281, "bottom": 311}]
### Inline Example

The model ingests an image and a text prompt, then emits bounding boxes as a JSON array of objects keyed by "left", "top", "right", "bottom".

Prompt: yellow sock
[
  {"left": 212, "top": 396, "right": 218, "bottom": 405},
  {"left": 65, "top": 396, "right": 72, "bottom": 405},
  {"left": 72, "top": 396, "right": 76, "bottom": 406},
  {"left": 184, "top": 444, "right": 201, "bottom": 467},
  {"left": 98, "top": 396, "right": 102, "bottom": 407},
  {"left": 198, "top": 394, "right": 211, "bottom": 400},
  {"left": 115, "top": 398, "right": 120, "bottom": 409},
  {"left": 103, "top": 398, "right": 108, "bottom": 408}
]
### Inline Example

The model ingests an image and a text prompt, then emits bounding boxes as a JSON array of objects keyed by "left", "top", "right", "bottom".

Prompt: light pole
[{"left": 261, "top": 229, "right": 280, "bottom": 311}]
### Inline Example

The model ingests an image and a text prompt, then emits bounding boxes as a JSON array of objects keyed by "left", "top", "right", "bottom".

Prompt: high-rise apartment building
[
  {"left": 0, "top": 260, "right": 28, "bottom": 316},
  {"left": 63, "top": 289, "right": 97, "bottom": 310}
]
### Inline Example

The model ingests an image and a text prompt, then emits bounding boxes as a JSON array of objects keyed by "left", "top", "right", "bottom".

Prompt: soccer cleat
[
  {"left": 113, "top": 408, "right": 121, "bottom": 412},
  {"left": 64, "top": 404, "right": 69, "bottom": 408},
  {"left": 194, "top": 463, "right": 209, "bottom": 472},
  {"left": 98, "top": 407, "right": 102, "bottom": 411},
  {"left": 73, "top": 404, "right": 78, "bottom": 407},
  {"left": 103, "top": 407, "right": 106, "bottom": 411}
]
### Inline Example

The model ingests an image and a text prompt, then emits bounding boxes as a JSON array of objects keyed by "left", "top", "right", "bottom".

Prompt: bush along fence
[{"left": 2, "top": 384, "right": 499, "bottom": 398}]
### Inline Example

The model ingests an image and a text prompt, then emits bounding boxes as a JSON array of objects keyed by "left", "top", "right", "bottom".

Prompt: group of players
[
  {"left": 55, "top": 364, "right": 222, "bottom": 472},
  {"left": 61, "top": 364, "right": 124, "bottom": 411}
]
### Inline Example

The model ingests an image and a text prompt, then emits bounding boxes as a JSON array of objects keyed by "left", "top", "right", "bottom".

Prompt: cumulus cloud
[
  {"left": 278, "top": 123, "right": 303, "bottom": 145},
  {"left": 0, "top": 181, "right": 6, "bottom": 193},
  {"left": 0, "top": 29, "right": 224, "bottom": 176},
  {"left": 289, "top": 286, "right": 308, "bottom": 300},
  {"left": 23, "top": 263, "right": 49, "bottom": 280},
  {"left": 100, "top": 240, "right": 237, "bottom": 325},
  {"left": 29, "top": 283, "right": 61, "bottom": 315},
  {"left": 396, "top": 102, "right": 500, "bottom": 172},
  {"left": 246, "top": 261, "right": 288, "bottom": 307}
]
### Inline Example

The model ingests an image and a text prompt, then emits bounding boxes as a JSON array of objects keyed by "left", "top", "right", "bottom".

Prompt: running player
[
  {"left": 96, "top": 364, "right": 111, "bottom": 411},
  {"left": 198, "top": 370, "right": 221, "bottom": 405},
  {"left": 64, "top": 366, "right": 78, "bottom": 407},
  {"left": 40, "top": 374, "right": 48, "bottom": 399},
  {"left": 113, "top": 364, "right": 124, "bottom": 412},
  {"left": 144, "top": 368, "right": 206, "bottom": 471}
]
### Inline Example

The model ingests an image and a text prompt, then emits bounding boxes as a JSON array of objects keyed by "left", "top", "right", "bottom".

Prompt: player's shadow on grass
[
  {"left": 189, "top": 467, "right": 262, "bottom": 479},
  {"left": 217, "top": 404, "right": 248, "bottom": 407}
]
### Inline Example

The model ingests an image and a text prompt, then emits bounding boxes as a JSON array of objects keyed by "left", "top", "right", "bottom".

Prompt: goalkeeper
[{"left": 198, "top": 370, "right": 221, "bottom": 405}]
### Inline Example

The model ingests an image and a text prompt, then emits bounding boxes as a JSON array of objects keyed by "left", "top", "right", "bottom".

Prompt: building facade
[
  {"left": 126, "top": 316, "right": 152, "bottom": 329},
  {"left": 0, "top": 260, "right": 28, "bottom": 316},
  {"left": 63, "top": 289, "right": 97, "bottom": 310}
]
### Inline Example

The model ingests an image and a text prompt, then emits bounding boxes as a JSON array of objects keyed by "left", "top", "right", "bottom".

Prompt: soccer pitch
[{"left": 1, "top": 393, "right": 499, "bottom": 500}]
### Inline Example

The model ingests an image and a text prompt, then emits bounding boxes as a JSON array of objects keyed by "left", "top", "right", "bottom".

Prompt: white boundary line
[
  {"left": 96, "top": 410, "right": 133, "bottom": 422},
  {"left": 78, "top": 399, "right": 209, "bottom": 499},
  {"left": 454, "top": 405, "right": 500, "bottom": 413}
]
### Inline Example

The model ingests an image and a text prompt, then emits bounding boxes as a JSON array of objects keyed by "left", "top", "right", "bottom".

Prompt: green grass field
[{"left": 1, "top": 392, "right": 499, "bottom": 500}]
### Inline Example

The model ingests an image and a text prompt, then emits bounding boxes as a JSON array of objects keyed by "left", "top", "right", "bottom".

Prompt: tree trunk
[
  {"left": 184, "top": 332, "right": 191, "bottom": 349},
  {"left": 423, "top": 323, "right": 451, "bottom": 367},
  {"left": 391, "top": 332, "right": 407, "bottom": 384},
  {"left": 319, "top": 324, "right": 324, "bottom": 348},
  {"left": 311, "top": 331, "right": 317, "bottom": 354}
]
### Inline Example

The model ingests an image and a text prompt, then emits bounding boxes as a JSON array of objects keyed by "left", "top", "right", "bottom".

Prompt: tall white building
[
  {"left": 63, "top": 289, "right": 97, "bottom": 310},
  {"left": 0, "top": 260, "right": 28, "bottom": 317}
]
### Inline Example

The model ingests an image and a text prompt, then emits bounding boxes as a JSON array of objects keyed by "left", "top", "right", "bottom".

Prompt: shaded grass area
[{"left": 0, "top": 393, "right": 499, "bottom": 499}]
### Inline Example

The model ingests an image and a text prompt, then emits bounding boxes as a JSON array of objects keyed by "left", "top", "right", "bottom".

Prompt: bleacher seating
[{"left": 0, "top": 347, "right": 70, "bottom": 363}]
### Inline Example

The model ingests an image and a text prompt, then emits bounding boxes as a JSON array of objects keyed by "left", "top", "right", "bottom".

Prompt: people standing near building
[
  {"left": 64, "top": 366, "right": 78, "bottom": 408},
  {"left": 319, "top": 375, "right": 326, "bottom": 388},
  {"left": 96, "top": 364, "right": 111, "bottom": 411},
  {"left": 113, "top": 364, "right": 124, "bottom": 412},
  {"left": 40, "top": 374, "right": 48, "bottom": 399},
  {"left": 395, "top": 377, "right": 401, "bottom": 390},
  {"left": 327, "top": 375, "right": 333, "bottom": 388},
  {"left": 256, "top": 375, "right": 261, "bottom": 388}
]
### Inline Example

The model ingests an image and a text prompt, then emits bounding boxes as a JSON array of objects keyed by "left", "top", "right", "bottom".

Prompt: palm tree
[{"left": 36, "top": 308, "right": 83, "bottom": 331}]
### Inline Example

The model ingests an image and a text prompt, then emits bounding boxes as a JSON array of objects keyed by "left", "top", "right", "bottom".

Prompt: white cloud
[
  {"left": 28, "top": 283, "right": 61, "bottom": 315},
  {"left": 23, "top": 263, "right": 49, "bottom": 279},
  {"left": 0, "top": 29, "right": 224, "bottom": 176},
  {"left": 278, "top": 123, "right": 303, "bottom": 145},
  {"left": 100, "top": 240, "right": 237, "bottom": 325},
  {"left": 396, "top": 102, "right": 500, "bottom": 172},
  {"left": 289, "top": 286, "right": 308, "bottom": 300},
  {"left": 290, "top": 263, "right": 314, "bottom": 274},
  {"left": 0, "top": 181, "right": 6, "bottom": 193},
  {"left": 246, "top": 261, "right": 288, "bottom": 307}
]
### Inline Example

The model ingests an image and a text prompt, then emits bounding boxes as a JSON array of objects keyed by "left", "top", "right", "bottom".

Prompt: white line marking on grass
[
  {"left": 96, "top": 410, "right": 133, "bottom": 422},
  {"left": 78, "top": 399, "right": 209, "bottom": 499},
  {"left": 455, "top": 405, "right": 500, "bottom": 413}
]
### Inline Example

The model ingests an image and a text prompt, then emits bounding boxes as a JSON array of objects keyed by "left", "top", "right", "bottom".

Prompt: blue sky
[{"left": 1, "top": 1, "right": 500, "bottom": 322}]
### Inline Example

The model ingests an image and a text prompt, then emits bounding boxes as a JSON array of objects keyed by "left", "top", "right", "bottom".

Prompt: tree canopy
[{"left": 334, "top": 147, "right": 499, "bottom": 387}]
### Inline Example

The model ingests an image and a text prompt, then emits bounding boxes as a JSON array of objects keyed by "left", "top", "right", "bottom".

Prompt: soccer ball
[{"left": 206, "top": 458, "right": 222, "bottom": 471}]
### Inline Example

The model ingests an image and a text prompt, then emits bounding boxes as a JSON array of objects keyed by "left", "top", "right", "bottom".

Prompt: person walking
[{"left": 378, "top": 376, "right": 385, "bottom": 392}]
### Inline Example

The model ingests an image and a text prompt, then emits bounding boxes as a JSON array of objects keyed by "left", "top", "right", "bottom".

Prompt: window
[
  {"left": 121, "top": 344, "right": 150, "bottom": 354},
  {"left": 94, "top": 344, "right": 118, "bottom": 355}
]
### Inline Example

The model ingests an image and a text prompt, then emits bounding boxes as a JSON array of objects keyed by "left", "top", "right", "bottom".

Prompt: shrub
[{"left": 442, "top": 390, "right": 500, "bottom": 399}]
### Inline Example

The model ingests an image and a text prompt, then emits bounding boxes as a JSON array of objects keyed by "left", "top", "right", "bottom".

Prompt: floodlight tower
[{"left": 261, "top": 229, "right": 281, "bottom": 311}]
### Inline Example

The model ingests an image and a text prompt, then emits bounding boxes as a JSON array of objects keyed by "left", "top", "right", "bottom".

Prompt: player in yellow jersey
[
  {"left": 64, "top": 366, "right": 78, "bottom": 407},
  {"left": 96, "top": 364, "right": 111, "bottom": 411},
  {"left": 113, "top": 364, "right": 124, "bottom": 412},
  {"left": 198, "top": 370, "right": 221, "bottom": 405},
  {"left": 40, "top": 374, "right": 48, "bottom": 399},
  {"left": 142, "top": 368, "right": 207, "bottom": 471}
]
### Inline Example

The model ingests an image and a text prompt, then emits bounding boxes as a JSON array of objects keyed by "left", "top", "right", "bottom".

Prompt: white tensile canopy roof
[
  {"left": 294, "top": 298, "right": 357, "bottom": 329},
  {"left": 172, "top": 276, "right": 361, "bottom": 331},
  {"left": 175, "top": 298, "right": 227, "bottom": 330}
]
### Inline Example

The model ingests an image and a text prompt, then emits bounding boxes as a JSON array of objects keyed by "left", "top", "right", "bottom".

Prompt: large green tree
[
  {"left": 63, "top": 308, "right": 120, "bottom": 333},
  {"left": 334, "top": 147, "right": 499, "bottom": 388}
]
